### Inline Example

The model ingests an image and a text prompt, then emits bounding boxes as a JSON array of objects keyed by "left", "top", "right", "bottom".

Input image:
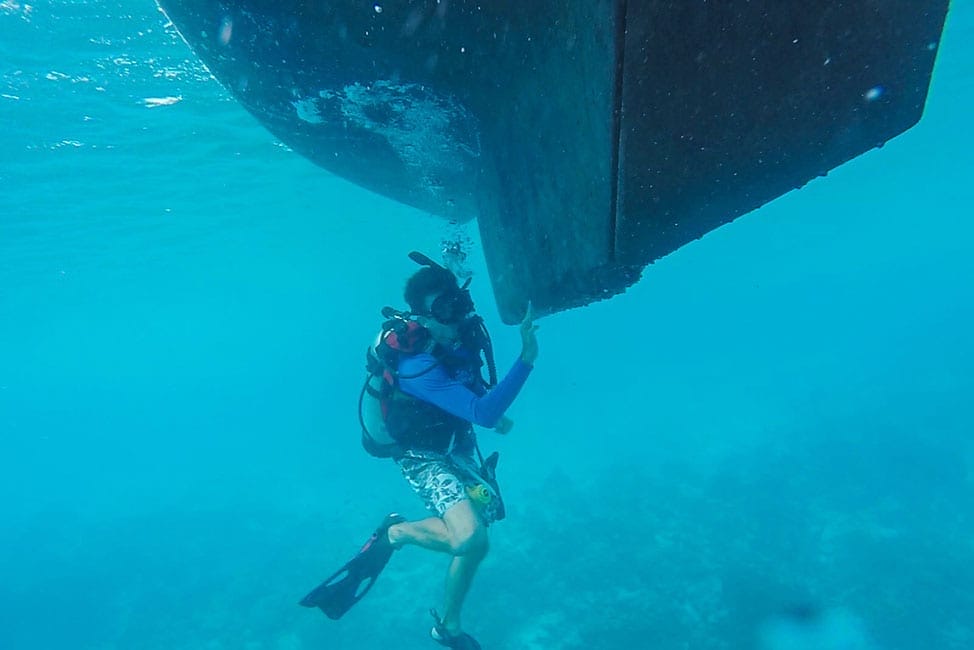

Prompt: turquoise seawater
[{"left": 2, "top": 2, "right": 972, "bottom": 649}]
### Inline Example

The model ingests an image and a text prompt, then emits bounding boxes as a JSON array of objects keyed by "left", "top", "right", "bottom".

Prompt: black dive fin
[
  {"left": 299, "top": 513, "right": 406, "bottom": 620},
  {"left": 430, "top": 609, "right": 483, "bottom": 649}
]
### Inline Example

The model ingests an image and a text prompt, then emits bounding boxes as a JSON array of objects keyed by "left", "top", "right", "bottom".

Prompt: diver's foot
[
  {"left": 387, "top": 518, "right": 404, "bottom": 548},
  {"left": 431, "top": 626, "right": 481, "bottom": 650},
  {"left": 374, "top": 512, "right": 406, "bottom": 549},
  {"left": 430, "top": 610, "right": 482, "bottom": 649}
]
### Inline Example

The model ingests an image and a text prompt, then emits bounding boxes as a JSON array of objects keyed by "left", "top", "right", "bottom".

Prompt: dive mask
[{"left": 427, "top": 281, "right": 474, "bottom": 324}]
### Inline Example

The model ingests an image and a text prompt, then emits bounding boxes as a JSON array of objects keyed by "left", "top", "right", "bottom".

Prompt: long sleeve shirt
[{"left": 397, "top": 353, "right": 533, "bottom": 428}]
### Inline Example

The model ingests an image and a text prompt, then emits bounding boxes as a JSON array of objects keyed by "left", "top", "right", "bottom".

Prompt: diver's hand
[
  {"left": 519, "top": 302, "right": 539, "bottom": 365},
  {"left": 494, "top": 415, "right": 514, "bottom": 435}
]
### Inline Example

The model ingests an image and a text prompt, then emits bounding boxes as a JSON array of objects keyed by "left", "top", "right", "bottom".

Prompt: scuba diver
[{"left": 300, "top": 251, "right": 539, "bottom": 650}]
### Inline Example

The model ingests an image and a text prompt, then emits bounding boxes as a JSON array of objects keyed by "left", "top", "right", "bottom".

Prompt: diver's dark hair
[{"left": 405, "top": 266, "right": 458, "bottom": 314}]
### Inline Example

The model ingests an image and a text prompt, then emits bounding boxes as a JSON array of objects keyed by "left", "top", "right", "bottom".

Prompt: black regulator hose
[{"left": 474, "top": 317, "right": 498, "bottom": 387}]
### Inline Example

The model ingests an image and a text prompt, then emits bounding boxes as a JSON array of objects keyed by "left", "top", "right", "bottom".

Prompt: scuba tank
[
  {"left": 359, "top": 331, "right": 398, "bottom": 457},
  {"left": 358, "top": 313, "right": 433, "bottom": 458}
]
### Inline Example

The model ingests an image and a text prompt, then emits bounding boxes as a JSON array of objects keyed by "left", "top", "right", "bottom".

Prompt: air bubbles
[{"left": 373, "top": 4, "right": 382, "bottom": 13}]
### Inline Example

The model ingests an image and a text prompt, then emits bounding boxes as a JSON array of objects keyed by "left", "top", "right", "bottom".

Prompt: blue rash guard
[{"left": 397, "top": 352, "right": 533, "bottom": 429}]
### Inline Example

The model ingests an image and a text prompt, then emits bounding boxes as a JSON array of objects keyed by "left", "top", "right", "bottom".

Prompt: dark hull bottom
[{"left": 157, "top": 0, "right": 949, "bottom": 322}]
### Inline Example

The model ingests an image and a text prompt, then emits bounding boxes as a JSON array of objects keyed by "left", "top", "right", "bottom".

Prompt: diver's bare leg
[
  {"left": 440, "top": 542, "right": 488, "bottom": 633},
  {"left": 388, "top": 501, "right": 488, "bottom": 633},
  {"left": 388, "top": 516, "right": 452, "bottom": 553},
  {"left": 388, "top": 499, "right": 486, "bottom": 556},
  {"left": 439, "top": 500, "right": 489, "bottom": 633}
]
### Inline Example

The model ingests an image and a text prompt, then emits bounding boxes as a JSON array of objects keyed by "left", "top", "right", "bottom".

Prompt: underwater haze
[{"left": 2, "top": 1, "right": 973, "bottom": 649}]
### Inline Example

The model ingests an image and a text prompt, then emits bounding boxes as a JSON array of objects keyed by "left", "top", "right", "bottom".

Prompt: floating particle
[
  {"left": 219, "top": 16, "right": 232, "bottom": 45},
  {"left": 864, "top": 85, "right": 884, "bottom": 102}
]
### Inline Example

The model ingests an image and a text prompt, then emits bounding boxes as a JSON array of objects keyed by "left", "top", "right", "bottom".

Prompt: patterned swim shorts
[{"left": 398, "top": 451, "right": 504, "bottom": 525}]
